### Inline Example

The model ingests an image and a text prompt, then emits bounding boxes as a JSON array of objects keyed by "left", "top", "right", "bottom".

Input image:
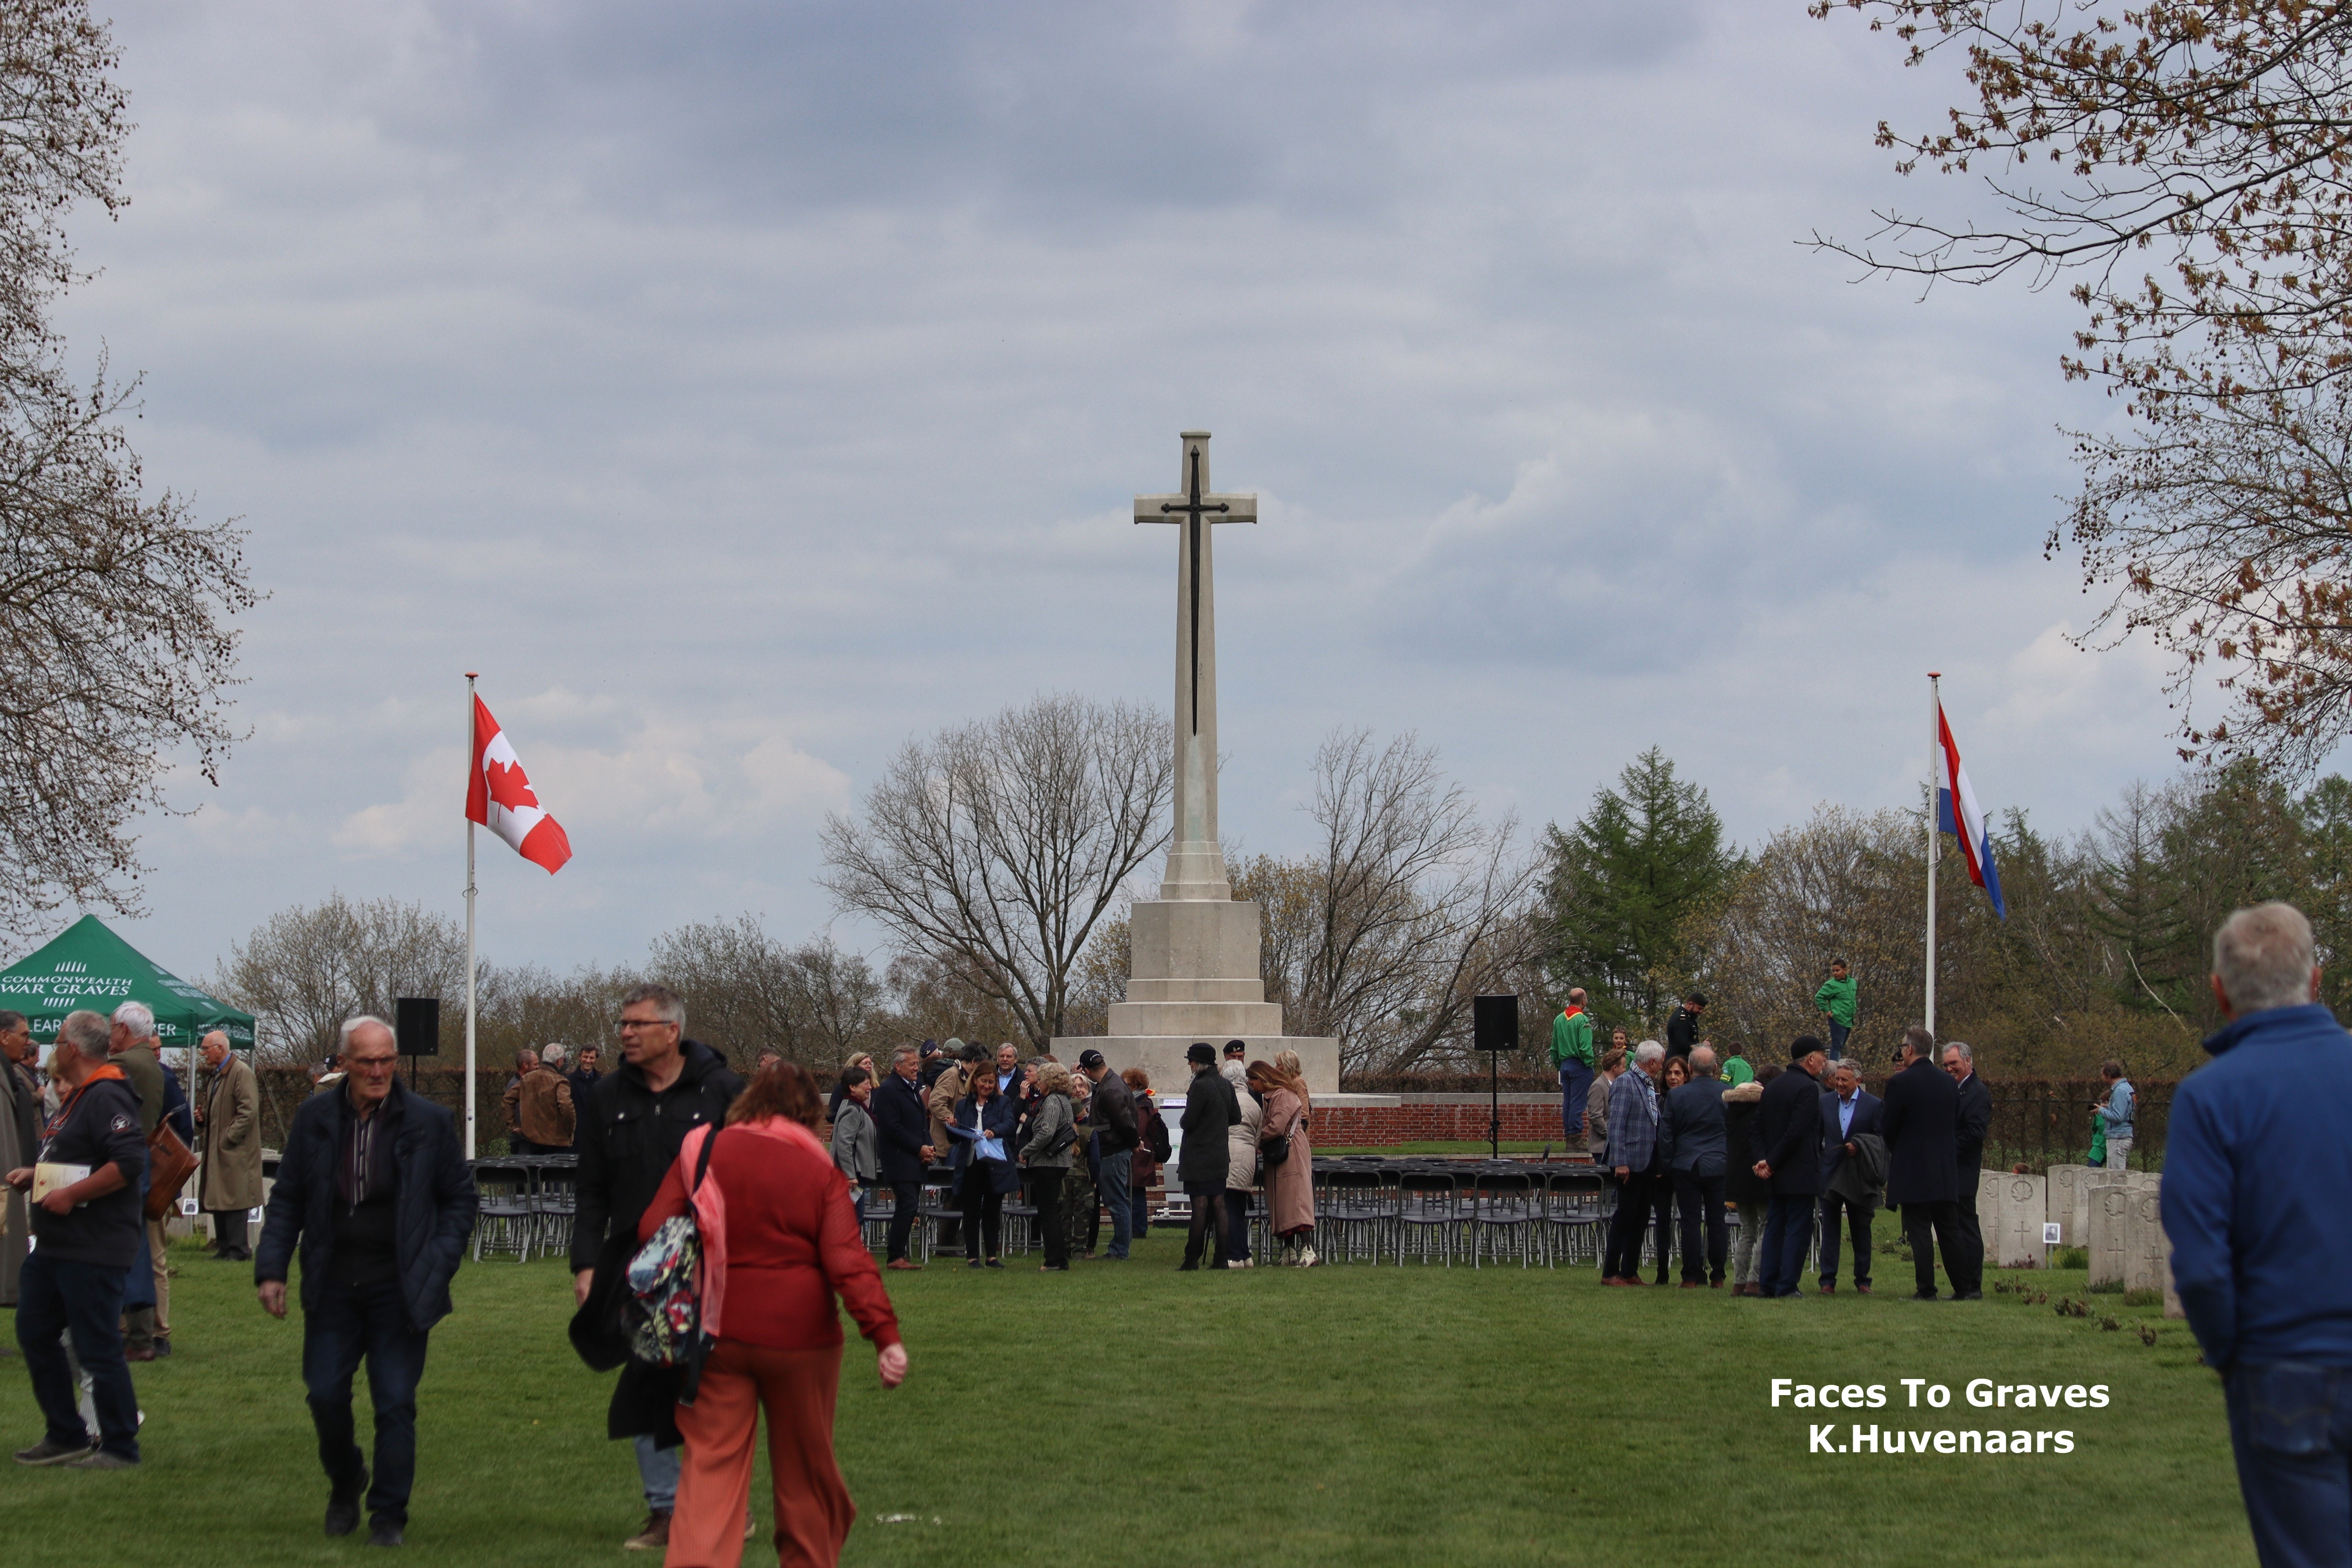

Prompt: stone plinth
[{"left": 1084, "top": 1035, "right": 1341, "bottom": 1099}]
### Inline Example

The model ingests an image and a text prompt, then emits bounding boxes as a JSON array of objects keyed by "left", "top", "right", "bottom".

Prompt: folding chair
[
  {"left": 1313, "top": 1168, "right": 1392, "bottom": 1264},
  {"left": 1394, "top": 1171, "right": 1464, "bottom": 1266},
  {"left": 1471, "top": 1172, "right": 1540, "bottom": 1269},
  {"left": 470, "top": 1163, "right": 534, "bottom": 1261},
  {"left": 1541, "top": 1171, "right": 1608, "bottom": 1269}
]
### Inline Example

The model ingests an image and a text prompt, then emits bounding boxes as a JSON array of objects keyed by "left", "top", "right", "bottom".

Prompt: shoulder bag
[{"left": 622, "top": 1127, "right": 720, "bottom": 1393}]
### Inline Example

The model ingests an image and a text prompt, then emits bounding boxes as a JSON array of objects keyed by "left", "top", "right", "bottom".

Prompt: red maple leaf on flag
[{"left": 485, "top": 758, "right": 539, "bottom": 813}]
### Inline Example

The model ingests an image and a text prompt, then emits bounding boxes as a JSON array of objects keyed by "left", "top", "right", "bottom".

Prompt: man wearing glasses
[
  {"left": 254, "top": 1016, "right": 476, "bottom": 1546},
  {"left": 569, "top": 983, "right": 744, "bottom": 1554}
]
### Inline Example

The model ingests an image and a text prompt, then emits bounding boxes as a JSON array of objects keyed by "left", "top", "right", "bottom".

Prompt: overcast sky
[{"left": 45, "top": 0, "right": 2207, "bottom": 982}]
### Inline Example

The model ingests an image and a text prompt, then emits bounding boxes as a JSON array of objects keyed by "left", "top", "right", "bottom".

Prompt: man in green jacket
[
  {"left": 1550, "top": 990, "right": 1598, "bottom": 1150},
  {"left": 1815, "top": 959, "right": 1858, "bottom": 1062}
]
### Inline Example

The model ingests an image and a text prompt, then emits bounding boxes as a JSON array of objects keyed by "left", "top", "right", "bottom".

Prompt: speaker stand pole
[{"left": 1490, "top": 1049, "right": 1500, "bottom": 1160}]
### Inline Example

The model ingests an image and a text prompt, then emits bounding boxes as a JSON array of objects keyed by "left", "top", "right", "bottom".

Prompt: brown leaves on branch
[
  {"left": 1817, "top": 0, "right": 2352, "bottom": 771},
  {"left": 0, "top": 1, "right": 254, "bottom": 935}
]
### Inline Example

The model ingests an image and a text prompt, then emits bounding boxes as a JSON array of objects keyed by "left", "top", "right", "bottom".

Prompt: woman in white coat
[{"left": 1221, "top": 1055, "right": 1263, "bottom": 1267}]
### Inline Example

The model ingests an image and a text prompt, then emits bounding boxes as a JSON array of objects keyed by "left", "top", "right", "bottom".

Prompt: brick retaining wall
[{"left": 1313, "top": 1093, "right": 1566, "bottom": 1147}]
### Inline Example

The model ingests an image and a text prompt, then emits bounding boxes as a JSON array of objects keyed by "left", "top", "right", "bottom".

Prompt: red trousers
[{"left": 667, "top": 1340, "right": 853, "bottom": 1568}]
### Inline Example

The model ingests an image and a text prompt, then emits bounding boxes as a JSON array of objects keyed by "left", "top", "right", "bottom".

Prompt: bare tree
[
  {"left": 213, "top": 894, "right": 474, "bottom": 1066},
  {"left": 820, "top": 693, "right": 1172, "bottom": 1049},
  {"left": 646, "top": 914, "right": 806, "bottom": 1069},
  {"left": 0, "top": 2, "right": 256, "bottom": 938},
  {"left": 787, "top": 936, "right": 890, "bottom": 1064},
  {"left": 1239, "top": 730, "right": 1541, "bottom": 1076}
]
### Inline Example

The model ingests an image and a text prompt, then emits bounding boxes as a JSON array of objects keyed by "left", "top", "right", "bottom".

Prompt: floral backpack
[{"left": 623, "top": 1129, "right": 719, "bottom": 1390}]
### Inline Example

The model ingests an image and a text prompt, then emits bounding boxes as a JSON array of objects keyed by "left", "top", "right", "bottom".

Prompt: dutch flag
[{"left": 1935, "top": 704, "right": 2005, "bottom": 920}]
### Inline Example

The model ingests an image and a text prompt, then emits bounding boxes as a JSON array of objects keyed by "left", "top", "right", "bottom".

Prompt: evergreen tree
[{"left": 1543, "top": 748, "right": 1738, "bottom": 1030}]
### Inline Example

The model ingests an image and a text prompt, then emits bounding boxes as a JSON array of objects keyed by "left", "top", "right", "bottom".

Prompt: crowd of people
[
  {"left": 848, "top": 1034, "right": 1319, "bottom": 1276},
  {"left": 11, "top": 900, "right": 2347, "bottom": 1567}
]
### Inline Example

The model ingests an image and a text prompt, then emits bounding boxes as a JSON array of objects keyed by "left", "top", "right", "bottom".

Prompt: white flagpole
[
  {"left": 1926, "top": 670, "right": 1941, "bottom": 1037},
  {"left": 463, "top": 668, "right": 477, "bottom": 1161}
]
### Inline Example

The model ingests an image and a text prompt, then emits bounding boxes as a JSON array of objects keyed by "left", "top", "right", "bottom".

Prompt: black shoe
[
  {"left": 1909, "top": 1291, "right": 1940, "bottom": 1301},
  {"left": 1178, "top": 1261, "right": 1200, "bottom": 1272},
  {"left": 1960, "top": 1290, "right": 1984, "bottom": 1300},
  {"left": 368, "top": 1520, "right": 403, "bottom": 1548},
  {"left": 327, "top": 1470, "right": 369, "bottom": 1537},
  {"left": 16, "top": 1437, "right": 95, "bottom": 1466},
  {"left": 152, "top": 1338, "right": 172, "bottom": 1358}
]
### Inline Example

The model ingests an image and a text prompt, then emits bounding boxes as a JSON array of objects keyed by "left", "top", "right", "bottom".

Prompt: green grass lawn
[{"left": 0, "top": 1233, "right": 2254, "bottom": 1568}]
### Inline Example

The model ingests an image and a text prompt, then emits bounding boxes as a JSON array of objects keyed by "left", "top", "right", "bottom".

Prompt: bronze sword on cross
[{"left": 1134, "top": 432, "right": 1255, "bottom": 735}]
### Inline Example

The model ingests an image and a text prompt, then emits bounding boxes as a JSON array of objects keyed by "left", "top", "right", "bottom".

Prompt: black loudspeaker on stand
[
  {"left": 1474, "top": 995, "right": 1519, "bottom": 1159},
  {"left": 395, "top": 997, "right": 439, "bottom": 1089}
]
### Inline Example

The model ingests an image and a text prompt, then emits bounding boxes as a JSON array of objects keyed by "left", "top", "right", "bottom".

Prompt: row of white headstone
[{"left": 1969, "top": 1165, "right": 2182, "bottom": 1317}]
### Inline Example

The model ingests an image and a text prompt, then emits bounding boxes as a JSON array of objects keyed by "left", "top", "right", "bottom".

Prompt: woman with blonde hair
[
  {"left": 638, "top": 1060, "right": 904, "bottom": 1567},
  {"left": 1021, "top": 1061, "right": 1078, "bottom": 1272},
  {"left": 1249, "top": 1060, "right": 1317, "bottom": 1266},
  {"left": 1273, "top": 1049, "right": 1312, "bottom": 1109}
]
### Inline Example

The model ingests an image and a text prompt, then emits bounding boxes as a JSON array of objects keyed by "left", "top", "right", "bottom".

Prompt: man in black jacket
[
  {"left": 7, "top": 1009, "right": 147, "bottom": 1469},
  {"left": 1942, "top": 1041, "right": 1992, "bottom": 1300},
  {"left": 1881, "top": 1025, "right": 1966, "bottom": 1300},
  {"left": 255, "top": 1015, "right": 476, "bottom": 1545},
  {"left": 567, "top": 983, "right": 744, "bottom": 1554},
  {"left": 1177, "top": 1044, "right": 1238, "bottom": 1271},
  {"left": 1660, "top": 1046, "right": 1731, "bottom": 1287},
  {"left": 1665, "top": 994, "right": 1706, "bottom": 1061},
  {"left": 1080, "top": 1050, "right": 1137, "bottom": 1261},
  {"left": 1750, "top": 1037, "right": 1828, "bottom": 1298},
  {"left": 871, "top": 1046, "right": 935, "bottom": 1271}
]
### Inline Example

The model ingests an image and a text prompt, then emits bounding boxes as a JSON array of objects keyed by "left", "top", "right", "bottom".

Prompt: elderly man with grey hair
[
  {"left": 256, "top": 1014, "right": 475, "bottom": 1546},
  {"left": 108, "top": 1001, "right": 191, "bottom": 1360},
  {"left": 7, "top": 1009, "right": 148, "bottom": 1466},
  {"left": 1601, "top": 1041, "right": 1666, "bottom": 1285},
  {"left": 2165, "top": 901, "right": 2352, "bottom": 1567}
]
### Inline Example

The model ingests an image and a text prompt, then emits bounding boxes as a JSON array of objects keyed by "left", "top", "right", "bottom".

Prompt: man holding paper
[{"left": 6, "top": 1009, "right": 147, "bottom": 1468}]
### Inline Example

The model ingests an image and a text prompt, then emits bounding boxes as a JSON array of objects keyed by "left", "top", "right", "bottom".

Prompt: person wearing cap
[
  {"left": 1177, "top": 1044, "right": 1238, "bottom": 1270},
  {"left": 1078, "top": 1051, "right": 1137, "bottom": 1260}
]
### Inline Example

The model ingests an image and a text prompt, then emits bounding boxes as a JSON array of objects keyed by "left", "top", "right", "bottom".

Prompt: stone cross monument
[{"left": 1052, "top": 431, "right": 1341, "bottom": 1095}]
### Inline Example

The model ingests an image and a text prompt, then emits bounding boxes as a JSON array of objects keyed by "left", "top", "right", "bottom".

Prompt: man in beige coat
[{"left": 196, "top": 1031, "right": 263, "bottom": 1262}]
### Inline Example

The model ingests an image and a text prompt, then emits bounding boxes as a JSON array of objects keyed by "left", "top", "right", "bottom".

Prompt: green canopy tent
[{"left": 0, "top": 914, "right": 255, "bottom": 1050}]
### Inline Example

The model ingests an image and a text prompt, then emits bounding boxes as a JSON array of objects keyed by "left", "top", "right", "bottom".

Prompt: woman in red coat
[{"left": 639, "top": 1061, "right": 906, "bottom": 1568}]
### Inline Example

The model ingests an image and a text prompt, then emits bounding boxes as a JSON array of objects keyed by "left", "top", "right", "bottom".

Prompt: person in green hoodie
[
  {"left": 1815, "top": 959, "right": 1858, "bottom": 1062},
  {"left": 1550, "top": 990, "right": 1598, "bottom": 1149}
]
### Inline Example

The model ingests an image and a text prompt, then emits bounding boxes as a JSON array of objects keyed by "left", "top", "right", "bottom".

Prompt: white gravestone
[
  {"left": 1994, "top": 1173, "right": 2047, "bottom": 1267},
  {"left": 2086, "top": 1174, "right": 2132, "bottom": 1289},
  {"left": 2046, "top": 1165, "right": 2087, "bottom": 1247},
  {"left": 1976, "top": 1169, "right": 2003, "bottom": 1263},
  {"left": 2159, "top": 1190, "right": 2185, "bottom": 1319},
  {"left": 2123, "top": 1186, "right": 2166, "bottom": 1294}
]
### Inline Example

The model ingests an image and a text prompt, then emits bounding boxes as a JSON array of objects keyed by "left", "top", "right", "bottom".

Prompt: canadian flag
[{"left": 465, "top": 695, "right": 573, "bottom": 875}]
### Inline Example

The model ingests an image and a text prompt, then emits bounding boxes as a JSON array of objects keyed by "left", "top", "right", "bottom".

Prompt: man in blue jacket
[
  {"left": 256, "top": 1016, "right": 476, "bottom": 1548},
  {"left": 2166, "top": 901, "right": 2352, "bottom": 1568},
  {"left": 1816, "top": 1057, "right": 1884, "bottom": 1295}
]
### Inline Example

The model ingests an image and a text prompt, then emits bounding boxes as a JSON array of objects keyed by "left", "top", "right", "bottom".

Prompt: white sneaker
[{"left": 1298, "top": 1247, "right": 1319, "bottom": 1268}]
